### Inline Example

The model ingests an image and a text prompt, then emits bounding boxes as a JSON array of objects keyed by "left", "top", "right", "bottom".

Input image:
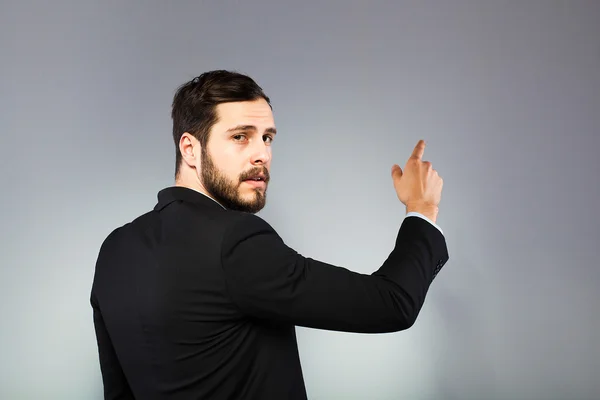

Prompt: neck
[{"left": 174, "top": 177, "right": 226, "bottom": 209}]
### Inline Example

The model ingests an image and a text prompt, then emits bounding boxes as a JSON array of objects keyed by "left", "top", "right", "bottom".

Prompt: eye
[
  {"left": 232, "top": 134, "right": 247, "bottom": 142},
  {"left": 263, "top": 135, "right": 274, "bottom": 144}
]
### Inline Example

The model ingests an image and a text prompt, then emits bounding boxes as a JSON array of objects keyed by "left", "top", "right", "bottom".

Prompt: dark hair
[{"left": 171, "top": 70, "right": 271, "bottom": 178}]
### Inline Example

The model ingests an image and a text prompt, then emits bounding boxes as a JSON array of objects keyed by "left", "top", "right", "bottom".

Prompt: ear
[{"left": 179, "top": 133, "right": 200, "bottom": 168}]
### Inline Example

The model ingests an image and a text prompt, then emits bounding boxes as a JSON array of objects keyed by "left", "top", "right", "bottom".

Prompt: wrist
[{"left": 406, "top": 203, "right": 438, "bottom": 223}]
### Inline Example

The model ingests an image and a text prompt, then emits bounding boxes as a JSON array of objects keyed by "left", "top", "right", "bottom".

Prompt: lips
[
  {"left": 243, "top": 173, "right": 268, "bottom": 182},
  {"left": 242, "top": 173, "right": 268, "bottom": 190},
  {"left": 244, "top": 176, "right": 266, "bottom": 182}
]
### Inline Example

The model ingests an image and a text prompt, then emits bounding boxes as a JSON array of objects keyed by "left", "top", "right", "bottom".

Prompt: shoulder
[
  {"left": 220, "top": 211, "right": 278, "bottom": 243},
  {"left": 223, "top": 211, "right": 276, "bottom": 235},
  {"left": 95, "top": 223, "right": 130, "bottom": 263},
  {"left": 95, "top": 209, "right": 154, "bottom": 258},
  {"left": 218, "top": 211, "right": 284, "bottom": 255}
]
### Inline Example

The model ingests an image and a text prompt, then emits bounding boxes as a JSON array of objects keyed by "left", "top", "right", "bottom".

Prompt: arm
[
  {"left": 91, "top": 291, "right": 134, "bottom": 399},
  {"left": 220, "top": 213, "right": 449, "bottom": 333}
]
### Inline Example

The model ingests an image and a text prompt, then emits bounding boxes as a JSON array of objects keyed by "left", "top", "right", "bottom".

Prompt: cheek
[{"left": 214, "top": 153, "right": 241, "bottom": 180}]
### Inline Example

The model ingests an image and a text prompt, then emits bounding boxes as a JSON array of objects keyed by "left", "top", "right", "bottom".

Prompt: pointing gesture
[
  {"left": 410, "top": 139, "right": 426, "bottom": 160},
  {"left": 391, "top": 140, "right": 443, "bottom": 223}
]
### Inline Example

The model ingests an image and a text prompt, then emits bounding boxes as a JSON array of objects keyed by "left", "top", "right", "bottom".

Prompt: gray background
[{"left": 1, "top": 1, "right": 599, "bottom": 399}]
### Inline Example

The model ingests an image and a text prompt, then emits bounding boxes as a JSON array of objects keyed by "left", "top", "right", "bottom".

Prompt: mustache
[{"left": 239, "top": 167, "right": 270, "bottom": 182}]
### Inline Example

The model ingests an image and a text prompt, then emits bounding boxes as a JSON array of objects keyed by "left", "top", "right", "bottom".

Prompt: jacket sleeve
[{"left": 220, "top": 214, "right": 449, "bottom": 333}]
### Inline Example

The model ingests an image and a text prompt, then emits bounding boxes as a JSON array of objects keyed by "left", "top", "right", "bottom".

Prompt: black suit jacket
[{"left": 91, "top": 186, "right": 449, "bottom": 399}]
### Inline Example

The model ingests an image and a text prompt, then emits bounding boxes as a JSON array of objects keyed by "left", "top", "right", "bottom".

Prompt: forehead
[{"left": 213, "top": 99, "right": 274, "bottom": 130}]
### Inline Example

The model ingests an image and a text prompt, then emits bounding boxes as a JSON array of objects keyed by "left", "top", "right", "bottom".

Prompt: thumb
[{"left": 391, "top": 164, "right": 403, "bottom": 180}]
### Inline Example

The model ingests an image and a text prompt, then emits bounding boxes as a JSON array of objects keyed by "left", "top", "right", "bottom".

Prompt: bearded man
[{"left": 90, "top": 70, "right": 449, "bottom": 400}]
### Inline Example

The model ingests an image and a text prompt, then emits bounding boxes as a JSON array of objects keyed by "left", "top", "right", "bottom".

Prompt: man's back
[
  {"left": 91, "top": 187, "right": 308, "bottom": 399},
  {"left": 91, "top": 71, "right": 449, "bottom": 399},
  {"left": 91, "top": 186, "right": 448, "bottom": 399}
]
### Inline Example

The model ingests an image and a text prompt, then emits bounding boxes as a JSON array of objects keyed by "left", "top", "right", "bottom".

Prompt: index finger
[{"left": 410, "top": 140, "right": 426, "bottom": 160}]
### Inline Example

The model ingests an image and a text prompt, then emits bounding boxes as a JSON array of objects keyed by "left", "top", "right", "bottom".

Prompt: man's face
[{"left": 198, "top": 98, "right": 276, "bottom": 213}]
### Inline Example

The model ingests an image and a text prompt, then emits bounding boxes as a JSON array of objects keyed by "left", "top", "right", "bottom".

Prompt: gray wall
[{"left": 2, "top": 1, "right": 599, "bottom": 399}]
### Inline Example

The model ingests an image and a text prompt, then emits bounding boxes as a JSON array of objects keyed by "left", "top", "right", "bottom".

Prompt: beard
[{"left": 200, "top": 147, "right": 269, "bottom": 214}]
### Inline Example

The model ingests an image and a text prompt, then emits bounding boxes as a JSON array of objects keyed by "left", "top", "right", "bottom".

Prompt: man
[{"left": 90, "top": 70, "right": 449, "bottom": 399}]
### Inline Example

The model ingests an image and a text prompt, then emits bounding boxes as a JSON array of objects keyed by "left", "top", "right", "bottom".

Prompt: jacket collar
[{"left": 154, "top": 186, "right": 226, "bottom": 211}]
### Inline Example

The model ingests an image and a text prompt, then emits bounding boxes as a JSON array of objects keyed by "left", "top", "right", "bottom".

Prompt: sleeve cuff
[{"left": 405, "top": 212, "right": 443, "bottom": 235}]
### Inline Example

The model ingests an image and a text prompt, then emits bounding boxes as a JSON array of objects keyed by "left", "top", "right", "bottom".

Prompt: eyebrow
[{"left": 226, "top": 125, "right": 277, "bottom": 135}]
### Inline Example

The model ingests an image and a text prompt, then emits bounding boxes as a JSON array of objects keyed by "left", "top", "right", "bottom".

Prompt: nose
[{"left": 250, "top": 139, "right": 271, "bottom": 165}]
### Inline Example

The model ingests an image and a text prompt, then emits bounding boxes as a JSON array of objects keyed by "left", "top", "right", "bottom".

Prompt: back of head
[{"left": 171, "top": 70, "right": 271, "bottom": 179}]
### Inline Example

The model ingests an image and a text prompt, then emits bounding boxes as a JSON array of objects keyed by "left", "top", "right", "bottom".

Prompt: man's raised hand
[{"left": 391, "top": 140, "right": 443, "bottom": 222}]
